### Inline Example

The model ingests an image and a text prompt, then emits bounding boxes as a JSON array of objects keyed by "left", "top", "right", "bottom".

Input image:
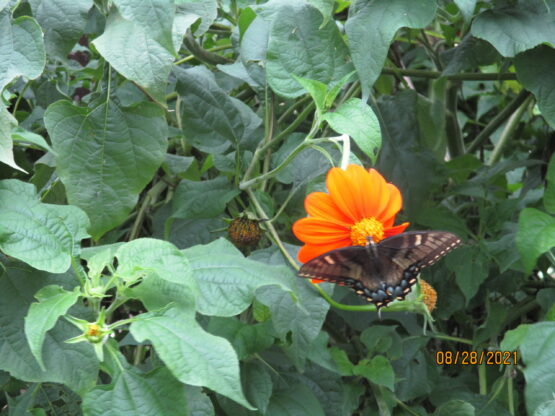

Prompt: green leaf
[
  {"left": 446, "top": 246, "right": 489, "bottom": 303},
  {"left": 266, "top": 382, "right": 325, "bottom": 416},
  {"left": 242, "top": 361, "right": 273, "bottom": 414},
  {"left": 516, "top": 208, "right": 555, "bottom": 272},
  {"left": 11, "top": 126, "right": 53, "bottom": 154},
  {"left": 130, "top": 306, "right": 255, "bottom": 410},
  {"left": 92, "top": 11, "right": 174, "bottom": 103},
  {"left": 534, "top": 399, "right": 555, "bottom": 416},
  {"left": 293, "top": 76, "right": 327, "bottom": 116},
  {"left": 44, "top": 99, "right": 167, "bottom": 240},
  {"left": 175, "top": 0, "right": 217, "bottom": 36},
  {"left": 185, "top": 386, "right": 215, "bottom": 416},
  {"left": 441, "top": 35, "right": 500, "bottom": 76},
  {"left": 266, "top": 2, "right": 353, "bottom": 98},
  {"left": 322, "top": 98, "right": 382, "bottom": 163},
  {"left": 28, "top": 0, "right": 92, "bottom": 61},
  {"left": 183, "top": 238, "right": 295, "bottom": 316},
  {"left": 515, "top": 45, "right": 555, "bottom": 129},
  {"left": 0, "top": 261, "right": 98, "bottom": 394},
  {"left": 434, "top": 400, "right": 475, "bottom": 416},
  {"left": 83, "top": 364, "right": 188, "bottom": 416},
  {"left": 545, "top": 153, "right": 555, "bottom": 214},
  {"left": 306, "top": 0, "right": 334, "bottom": 26},
  {"left": 112, "top": 0, "right": 175, "bottom": 54},
  {"left": 24, "top": 285, "right": 80, "bottom": 370},
  {"left": 0, "top": 14, "right": 45, "bottom": 92},
  {"left": 353, "top": 356, "right": 395, "bottom": 390},
  {"left": 0, "top": 102, "right": 26, "bottom": 172},
  {"left": 175, "top": 66, "right": 262, "bottom": 153},
  {"left": 346, "top": 0, "right": 436, "bottom": 101},
  {"left": 172, "top": 177, "right": 239, "bottom": 220},
  {"left": 506, "top": 322, "right": 555, "bottom": 415},
  {"left": 0, "top": 180, "right": 89, "bottom": 273},
  {"left": 454, "top": 0, "right": 477, "bottom": 22},
  {"left": 471, "top": 2, "right": 555, "bottom": 57},
  {"left": 500, "top": 324, "right": 530, "bottom": 351}
]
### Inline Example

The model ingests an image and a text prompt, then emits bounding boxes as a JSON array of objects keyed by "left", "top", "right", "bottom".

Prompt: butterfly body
[{"left": 298, "top": 231, "right": 461, "bottom": 310}]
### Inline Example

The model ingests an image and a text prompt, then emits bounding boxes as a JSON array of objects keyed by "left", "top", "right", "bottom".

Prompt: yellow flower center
[
  {"left": 420, "top": 279, "right": 437, "bottom": 312},
  {"left": 87, "top": 324, "right": 102, "bottom": 337},
  {"left": 350, "top": 217, "right": 384, "bottom": 246}
]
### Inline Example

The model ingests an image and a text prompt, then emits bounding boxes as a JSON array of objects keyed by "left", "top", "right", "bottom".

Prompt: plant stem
[
  {"left": 487, "top": 94, "right": 533, "bottom": 165},
  {"left": 430, "top": 333, "right": 473, "bottom": 345},
  {"left": 478, "top": 358, "right": 487, "bottom": 395},
  {"left": 507, "top": 368, "right": 515, "bottom": 415},
  {"left": 445, "top": 81, "right": 465, "bottom": 157},
  {"left": 467, "top": 90, "right": 532, "bottom": 153},
  {"left": 381, "top": 67, "right": 517, "bottom": 81},
  {"left": 174, "top": 44, "right": 233, "bottom": 66},
  {"left": 271, "top": 102, "right": 316, "bottom": 144}
]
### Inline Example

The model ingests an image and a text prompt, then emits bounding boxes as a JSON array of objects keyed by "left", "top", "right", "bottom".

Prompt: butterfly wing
[{"left": 297, "top": 231, "right": 461, "bottom": 309}]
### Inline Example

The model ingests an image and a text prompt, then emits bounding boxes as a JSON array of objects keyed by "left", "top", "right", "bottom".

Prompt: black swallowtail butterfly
[{"left": 298, "top": 231, "right": 461, "bottom": 310}]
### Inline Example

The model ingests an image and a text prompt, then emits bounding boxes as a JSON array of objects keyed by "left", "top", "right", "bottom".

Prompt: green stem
[
  {"left": 271, "top": 102, "right": 316, "bottom": 144},
  {"left": 467, "top": 90, "right": 532, "bottom": 153},
  {"left": 445, "top": 81, "right": 465, "bottom": 157},
  {"left": 507, "top": 368, "right": 515, "bottom": 416},
  {"left": 487, "top": 94, "right": 533, "bottom": 165},
  {"left": 394, "top": 397, "right": 421, "bottom": 416},
  {"left": 12, "top": 81, "right": 32, "bottom": 115},
  {"left": 430, "top": 333, "right": 473, "bottom": 345},
  {"left": 174, "top": 44, "right": 233, "bottom": 66},
  {"left": 71, "top": 256, "right": 88, "bottom": 287},
  {"left": 268, "top": 185, "right": 301, "bottom": 223},
  {"left": 181, "top": 31, "right": 232, "bottom": 65},
  {"left": 277, "top": 95, "right": 311, "bottom": 124},
  {"left": 381, "top": 67, "right": 517, "bottom": 81},
  {"left": 478, "top": 358, "right": 487, "bottom": 395}
]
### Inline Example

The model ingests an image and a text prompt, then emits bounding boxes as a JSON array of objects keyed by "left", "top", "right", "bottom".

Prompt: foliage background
[{"left": 1, "top": 0, "right": 555, "bottom": 415}]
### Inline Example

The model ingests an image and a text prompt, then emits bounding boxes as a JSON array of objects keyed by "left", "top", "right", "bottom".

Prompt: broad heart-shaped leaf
[
  {"left": 24, "top": 285, "right": 80, "bottom": 370},
  {"left": 516, "top": 208, "right": 555, "bottom": 272},
  {"left": 471, "top": 2, "right": 555, "bottom": 58},
  {"left": 82, "top": 364, "right": 188, "bottom": 416},
  {"left": 515, "top": 46, "right": 555, "bottom": 129},
  {"left": 346, "top": 0, "right": 436, "bottom": 101},
  {"left": 545, "top": 153, "right": 555, "bottom": 215},
  {"left": 130, "top": 306, "right": 255, "bottom": 410},
  {"left": 266, "top": 1, "right": 353, "bottom": 98},
  {"left": 44, "top": 99, "right": 167, "bottom": 240},
  {"left": 353, "top": 356, "right": 395, "bottom": 390},
  {"left": 0, "top": 260, "right": 98, "bottom": 394},
  {"left": 0, "top": 13, "right": 45, "bottom": 92},
  {"left": 500, "top": 322, "right": 555, "bottom": 415},
  {"left": 0, "top": 102, "right": 26, "bottom": 172},
  {"left": 322, "top": 98, "right": 382, "bottom": 163},
  {"left": 92, "top": 11, "right": 174, "bottom": 103},
  {"left": 182, "top": 238, "right": 296, "bottom": 316},
  {"left": 112, "top": 0, "right": 175, "bottom": 55},
  {"left": 171, "top": 177, "right": 239, "bottom": 220},
  {"left": 28, "top": 0, "right": 92, "bottom": 61},
  {"left": 0, "top": 180, "right": 90, "bottom": 273},
  {"left": 266, "top": 382, "right": 325, "bottom": 416},
  {"left": 441, "top": 35, "right": 500, "bottom": 76},
  {"left": 175, "top": 66, "right": 262, "bottom": 153},
  {"left": 445, "top": 246, "right": 489, "bottom": 304}
]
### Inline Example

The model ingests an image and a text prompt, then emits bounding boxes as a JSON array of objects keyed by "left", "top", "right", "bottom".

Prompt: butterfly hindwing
[{"left": 298, "top": 231, "right": 462, "bottom": 309}]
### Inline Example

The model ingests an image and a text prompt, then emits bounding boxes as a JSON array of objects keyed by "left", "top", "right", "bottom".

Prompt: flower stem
[
  {"left": 381, "top": 66, "right": 517, "bottom": 81},
  {"left": 429, "top": 333, "right": 473, "bottom": 345}
]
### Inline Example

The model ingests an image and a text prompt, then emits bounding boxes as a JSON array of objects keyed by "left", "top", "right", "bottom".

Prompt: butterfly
[{"left": 298, "top": 231, "right": 461, "bottom": 310}]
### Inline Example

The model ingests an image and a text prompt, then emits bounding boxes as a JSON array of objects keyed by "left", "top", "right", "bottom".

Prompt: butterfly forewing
[{"left": 298, "top": 231, "right": 462, "bottom": 309}]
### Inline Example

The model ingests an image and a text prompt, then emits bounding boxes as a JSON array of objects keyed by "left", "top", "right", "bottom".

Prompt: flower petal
[
  {"left": 378, "top": 182, "right": 403, "bottom": 223},
  {"left": 383, "top": 222, "right": 410, "bottom": 238},
  {"left": 298, "top": 239, "right": 351, "bottom": 263},
  {"left": 293, "top": 217, "right": 350, "bottom": 244},
  {"left": 327, "top": 165, "right": 365, "bottom": 221},
  {"left": 304, "top": 192, "right": 352, "bottom": 227}
]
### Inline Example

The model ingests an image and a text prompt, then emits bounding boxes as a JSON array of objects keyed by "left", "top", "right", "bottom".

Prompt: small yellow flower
[{"left": 420, "top": 279, "right": 437, "bottom": 312}]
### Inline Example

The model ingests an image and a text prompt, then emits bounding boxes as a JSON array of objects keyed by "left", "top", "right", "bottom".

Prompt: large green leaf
[
  {"left": 44, "top": 99, "right": 167, "bottom": 240},
  {"left": 345, "top": 0, "right": 436, "bottom": 101},
  {"left": 353, "top": 356, "right": 395, "bottom": 390},
  {"left": 175, "top": 66, "right": 262, "bottom": 153},
  {"left": 454, "top": 0, "right": 477, "bottom": 22},
  {"left": 266, "top": 1, "right": 353, "bottom": 98},
  {"left": 516, "top": 208, "right": 555, "bottom": 272},
  {"left": 0, "top": 103, "right": 26, "bottom": 172},
  {"left": 0, "top": 261, "right": 98, "bottom": 394},
  {"left": 83, "top": 364, "right": 188, "bottom": 416},
  {"left": 28, "top": 0, "right": 92, "bottom": 61},
  {"left": 113, "top": 0, "right": 175, "bottom": 54},
  {"left": 175, "top": 0, "right": 217, "bottom": 36},
  {"left": 24, "top": 285, "right": 80, "bottom": 370},
  {"left": 0, "top": 180, "right": 89, "bottom": 273},
  {"left": 515, "top": 45, "right": 555, "bottom": 129},
  {"left": 0, "top": 13, "right": 45, "bottom": 92},
  {"left": 172, "top": 177, "right": 239, "bottom": 220},
  {"left": 92, "top": 11, "right": 174, "bottom": 102},
  {"left": 501, "top": 322, "right": 555, "bottom": 415},
  {"left": 446, "top": 246, "right": 489, "bottom": 304},
  {"left": 434, "top": 400, "right": 475, "bottom": 416},
  {"left": 130, "top": 306, "right": 254, "bottom": 410},
  {"left": 322, "top": 98, "right": 382, "bottom": 163},
  {"left": 471, "top": 2, "right": 555, "bottom": 57},
  {"left": 545, "top": 153, "right": 555, "bottom": 215},
  {"left": 266, "top": 382, "right": 325, "bottom": 416},
  {"left": 183, "top": 238, "right": 295, "bottom": 316}
]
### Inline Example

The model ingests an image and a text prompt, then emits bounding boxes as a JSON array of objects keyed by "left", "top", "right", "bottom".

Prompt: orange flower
[{"left": 293, "top": 165, "right": 409, "bottom": 280}]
